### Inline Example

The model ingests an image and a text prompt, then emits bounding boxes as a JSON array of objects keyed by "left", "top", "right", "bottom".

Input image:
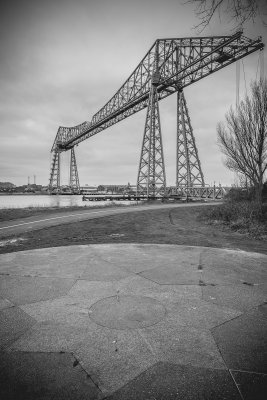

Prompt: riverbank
[{"left": 0, "top": 192, "right": 47, "bottom": 195}]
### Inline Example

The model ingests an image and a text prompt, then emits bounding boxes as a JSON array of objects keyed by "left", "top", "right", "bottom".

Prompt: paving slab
[
  {"left": 139, "top": 312, "right": 226, "bottom": 370},
  {"left": 231, "top": 370, "right": 267, "bottom": 400},
  {"left": 117, "top": 274, "right": 160, "bottom": 294},
  {"left": 80, "top": 256, "right": 132, "bottom": 281},
  {"left": 0, "top": 275, "right": 76, "bottom": 305},
  {"left": 0, "top": 246, "right": 89, "bottom": 278},
  {"left": 212, "top": 308, "right": 267, "bottom": 373},
  {"left": 201, "top": 249, "right": 267, "bottom": 285},
  {"left": 105, "top": 362, "right": 241, "bottom": 400},
  {"left": 92, "top": 243, "right": 203, "bottom": 273},
  {"left": 139, "top": 263, "right": 201, "bottom": 284},
  {"left": 0, "top": 351, "right": 102, "bottom": 400},
  {"left": 8, "top": 321, "right": 93, "bottom": 353},
  {"left": 118, "top": 280, "right": 202, "bottom": 303},
  {"left": 166, "top": 298, "right": 241, "bottom": 329},
  {"left": 203, "top": 284, "right": 267, "bottom": 312},
  {"left": 75, "top": 323, "right": 157, "bottom": 394},
  {"left": 68, "top": 280, "right": 117, "bottom": 302},
  {"left": 0, "top": 306, "right": 36, "bottom": 349},
  {"left": 20, "top": 295, "right": 95, "bottom": 327}
]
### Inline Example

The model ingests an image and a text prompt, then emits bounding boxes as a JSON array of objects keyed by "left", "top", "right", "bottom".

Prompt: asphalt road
[{"left": 0, "top": 202, "right": 216, "bottom": 239}]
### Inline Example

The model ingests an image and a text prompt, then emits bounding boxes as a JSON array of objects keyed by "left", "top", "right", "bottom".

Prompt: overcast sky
[{"left": 0, "top": 0, "right": 266, "bottom": 187}]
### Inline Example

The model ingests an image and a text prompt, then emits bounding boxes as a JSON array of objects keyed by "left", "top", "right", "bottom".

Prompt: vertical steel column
[
  {"left": 176, "top": 90, "right": 205, "bottom": 194},
  {"left": 69, "top": 147, "right": 80, "bottom": 193},
  {"left": 137, "top": 41, "right": 166, "bottom": 198},
  {"left": 49, "top": 149, "right": 61, "bottom": 192}
]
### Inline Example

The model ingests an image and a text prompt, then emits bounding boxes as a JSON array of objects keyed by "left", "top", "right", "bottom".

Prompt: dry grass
[
  {"left": 200, "top": 200, "right": 267, "bottom": 240},
  {"left": 1, "top": 205, "right": 267, "bottom": 255}
]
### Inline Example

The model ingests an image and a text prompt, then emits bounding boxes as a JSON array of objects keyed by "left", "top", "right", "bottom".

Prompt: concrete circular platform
[
  {"left": 0, "top": 243, "right": 266, "bottom": 399},
  {"left": 89, "top": 295, "right": 166, "bottom": 329}
]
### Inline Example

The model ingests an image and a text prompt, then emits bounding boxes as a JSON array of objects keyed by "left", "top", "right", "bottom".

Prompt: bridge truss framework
[{"left": 49, "top": 31, "right": 264, "bottom": 197}]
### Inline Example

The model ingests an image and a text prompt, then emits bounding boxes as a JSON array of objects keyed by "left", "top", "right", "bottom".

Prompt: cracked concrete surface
[{"left": 0, "top": 243, "right": 266, "bottom": 399}]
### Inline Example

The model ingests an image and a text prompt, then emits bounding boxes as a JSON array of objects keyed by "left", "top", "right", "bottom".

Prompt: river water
[{"left": 0, "top": 195, "right": 128, "bottom": 209}]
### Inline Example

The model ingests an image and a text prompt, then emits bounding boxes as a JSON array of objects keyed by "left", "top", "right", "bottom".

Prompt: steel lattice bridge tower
[{"left": 49, "top": 31, "right": 264, "bottom": 197}]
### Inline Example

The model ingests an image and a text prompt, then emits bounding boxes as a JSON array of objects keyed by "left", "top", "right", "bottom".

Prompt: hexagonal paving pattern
[{"left": 0, "top": 243, "right": 266, "bottom": 397}]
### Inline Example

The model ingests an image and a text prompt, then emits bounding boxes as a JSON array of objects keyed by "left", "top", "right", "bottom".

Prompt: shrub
[
  {"left": 224, "top": 187, "right": 255, "bottom": 202},
  {"left": 200, "top": 200, "right": 267, "bottom": 239}
]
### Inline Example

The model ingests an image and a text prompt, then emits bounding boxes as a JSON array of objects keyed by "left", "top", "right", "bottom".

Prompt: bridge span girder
[{"left": 51, "top": 31, "right": 263, "bottom": 151}]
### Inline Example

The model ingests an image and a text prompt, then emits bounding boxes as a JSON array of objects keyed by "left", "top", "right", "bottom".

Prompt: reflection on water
[{"left": 0, "top": 195, "right": 117, "bottom": 209}]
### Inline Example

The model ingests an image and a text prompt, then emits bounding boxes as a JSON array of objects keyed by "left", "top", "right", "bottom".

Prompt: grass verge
[{"left": 0, "top": 205, "right": 266, "bottom": 255}]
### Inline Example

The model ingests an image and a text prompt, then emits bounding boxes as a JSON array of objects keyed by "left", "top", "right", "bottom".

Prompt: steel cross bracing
[
  {"left": 137, "top": 83, "right": 166, "bottom": 197},
  {"left": 49, "top": 150, "right": 60, "bottom": 190},
  {"left": 51, "top": 31, "right": 263, "bottom": 151},
  {"left": 69, "top": 147, "right": 80, "bottom": 192},
  {"left": 49, "top": 147, "right": 80, "bottom": 192},
  {"left": 176, "top": 90, "right": 204, "bottom": 190},
  {"left": 168, "top": 185, "right": 227, "bottom": 199}
]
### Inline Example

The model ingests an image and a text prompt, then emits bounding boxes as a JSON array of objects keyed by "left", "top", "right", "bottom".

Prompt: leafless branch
[
  {"left": 217, "top": 79, "right": 267, "bottom": 205},
  {"left": 186, "top": 0, "right": 266, "bottom": 32}
]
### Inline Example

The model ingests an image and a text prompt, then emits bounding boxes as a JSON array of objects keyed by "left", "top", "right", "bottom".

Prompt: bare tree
[
  {"left": 217, "top": 79, "right": 267, "bottom": 207},
  {"left": 187, "top": 0, "right": 267, "bottom": 31}
]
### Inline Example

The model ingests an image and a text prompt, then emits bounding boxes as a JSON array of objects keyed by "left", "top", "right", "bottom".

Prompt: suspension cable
[
  {"left": 260, "top": 48, "right": 264, "bottom": 80},
  {"left": 256, "top": 51, "right": 260, "bottom": 81},
  {"left": 241, "top": 59, "right": 247, "bottom": 95},
  {"left": 236, "top": 59, "right": 240, "bottom": 108}
]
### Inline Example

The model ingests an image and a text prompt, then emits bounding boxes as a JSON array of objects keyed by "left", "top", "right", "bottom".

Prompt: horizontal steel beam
[
  {"left": 169, "top": 185, "right": 229, "bottom": 199},
  {"left": 52, "top": 31, "right": 264, "bottom": 151}
]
